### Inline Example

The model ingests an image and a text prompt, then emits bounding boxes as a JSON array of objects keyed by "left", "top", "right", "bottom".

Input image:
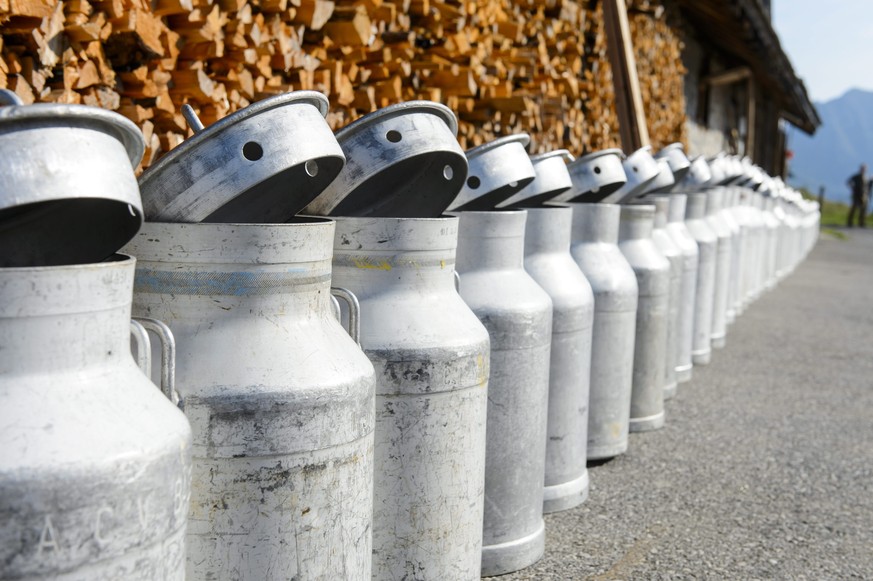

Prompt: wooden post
[
  {"left": 602, "top": 0, "right": 649, "bottom": 153},
  {"left": 746, "top": 76, "right": 756, "bottom": 160}
]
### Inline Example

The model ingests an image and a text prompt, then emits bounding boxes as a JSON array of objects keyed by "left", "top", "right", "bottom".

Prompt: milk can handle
[
  {"left": 131, "top": 317, "right": 181, "bottom": 407},
  {"left": 330, "top": 287, "right": 361, "bottom": 345},
  {"left": 0, "top": 89, "right": 24, "bottom": 106},
  {"left": 453, "top": 271, "right": 461, "bottom": 292},
  {"left": 130, "top": 320, "right": 152, "bottom": 376}
]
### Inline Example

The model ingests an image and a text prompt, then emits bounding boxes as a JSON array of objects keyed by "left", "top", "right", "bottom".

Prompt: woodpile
[
  {"left": 1, "top": 0, "right": 686, "bottom": 171},
  {"left": 627, "top": 0, "right": 687, "bottom": 150}
]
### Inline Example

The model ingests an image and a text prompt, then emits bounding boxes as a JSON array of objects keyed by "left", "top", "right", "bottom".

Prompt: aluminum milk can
[
  {"left": 523, "top": 206, "right": 594, "bottom": 513},
  {"left": 665, "top": 194, "right": 699, "bottom": 384},
  {"left": 330, "top": 216, "right": 490, "bottom": 580},
  {"left": 745, "top": 192, "right": 766, "bottom": 304},
  {"left": 649, "top": 197, "right": 683, "bottom": 399},
  {"left": 455, "top": 210, "right": 552, "bottom": 577},
  {"left": 719, "top": 188, "right": 742, "bottom": 326},
  {"left": 0, "top": 256, "right": 192, "bottom": 580},
  {"left": 762, "top": 196, "right": 781, "bottom": 290},
  {"left": 125, "top": 220, "right": 376, "bottom": 580},
  {"left": 568, "top": 203, "right": 638, "bottom": 458},
  {"left": 618, "top": 205, "right": 669, "bottom": 432},
  {"left": 705, "top": 188, "right": 732, "bottom": 349},
  {"left": 729, "top": 187, "right": 751, "bottom": 317},
  {"left": 684, "top": 192, "right": 718, "bottom": 366}
]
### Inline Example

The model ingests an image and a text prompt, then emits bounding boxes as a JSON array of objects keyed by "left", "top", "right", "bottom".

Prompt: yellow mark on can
[
  {"left": 353, "top": 258, "right": 392, "bottom": 271},
  {"left": 440, "top": 260, "right": 446, "bottom": 269}
]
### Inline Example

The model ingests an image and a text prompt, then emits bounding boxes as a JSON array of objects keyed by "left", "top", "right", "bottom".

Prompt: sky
[{"left": 771, "top": 0, "right": 873, "bottom": 104}]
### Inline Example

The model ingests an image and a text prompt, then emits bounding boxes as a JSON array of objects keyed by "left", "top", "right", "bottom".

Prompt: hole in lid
[
  {"left": 305, "top": 160, "right": 319, "bottom": 177},
  {"left": 386, "top": 130, "right": 402, "bottom": 143},
  {"left": 594, "top": 166, "right": 602, "bottom": 174},
  {"left": 632, "top": 166, "right": 639, "bottom": 173},
  {"left": 443, "top": 165, "right": 454, "bottom": 180},
  {"left": 467, "top": 176, "right": 481, "bottom": 189},
  {"left": 243, "top": 142, "right": 263, "bottom": 161}
]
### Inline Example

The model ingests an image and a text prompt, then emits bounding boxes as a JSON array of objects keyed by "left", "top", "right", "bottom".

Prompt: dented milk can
[
  {"left": 331, "top": 216, "right": 491, "bottom": 581},
  {"left": 125, "top": 220, "right": 376, "bottom": 580},
  {"left": 523, "top": 205, "right": 594, "bottom": 513},
  {"left": 664, "top": 194, "right": 699, "bottom": 384},
  {"left": 684, "top": 192, "right": 718, "bottom": 365},
  {"left": 648, "top": 196, "right": 683, "bottom": 399},
  {"left": 618, "top": 205, "right": 669, "bottom": 431},
  {"left": 705, "top": 188, "right": 732, "bottom": 349},
  {"left": 0, "top": 256, "right": 193, "bottom": 580},
  {"left": 456, "top": 210, "right": 552, "bottom": 576},
  {"left": 568, "top": 203, "right": 638, "bottom": 458}
]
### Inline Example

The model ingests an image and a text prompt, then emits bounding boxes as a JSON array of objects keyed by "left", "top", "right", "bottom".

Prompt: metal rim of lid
[
  {"left": 334, "top": 100, "right": 459, "bottom": 141},
  {"left": 465, "top": 133, "right": 530, "bottom": 159},
  {"left": 0, "top": 102, "right": 145, "bottom": 167},
  {"left": 530, "top": 149, "right": 575, "bottom": 164},
  {"left": 570, "top": 148, "right": 625, "bottom": 166},
  {"left": 654, "top": 142, "right": 685, "bottom": 158},
  {"left": 139, "top": 91, "right": 329, "bottom": 187}
]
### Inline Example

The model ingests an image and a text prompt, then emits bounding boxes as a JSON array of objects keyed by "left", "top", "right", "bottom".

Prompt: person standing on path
[{"left": 846, "top": 164, "right": 868, "bottom": 227}]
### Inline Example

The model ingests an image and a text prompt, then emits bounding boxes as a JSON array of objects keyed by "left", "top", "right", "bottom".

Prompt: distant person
[{"left": 846, "top": 164, "right": 868, "bottom": 227}]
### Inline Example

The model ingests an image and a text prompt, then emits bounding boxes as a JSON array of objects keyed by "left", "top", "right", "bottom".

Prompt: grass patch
[
  {"left": 799, "top": 188, "right": 872, "bottom": 227},
  {"left": 821, "top": 227, "right": 848, "bottom": 240}
]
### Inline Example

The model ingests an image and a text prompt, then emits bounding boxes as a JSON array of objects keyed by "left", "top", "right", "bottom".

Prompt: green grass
[
  {"left": 799, "top": 188, "right": 870, "bottom": 227},
  {"left": 821, "top": 227, "right": 849, "bottom": 240}
]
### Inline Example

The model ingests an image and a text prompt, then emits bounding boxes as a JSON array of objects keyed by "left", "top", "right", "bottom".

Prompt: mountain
[{"left": 787, "top": 88, "right": 873, "bottom": 203}]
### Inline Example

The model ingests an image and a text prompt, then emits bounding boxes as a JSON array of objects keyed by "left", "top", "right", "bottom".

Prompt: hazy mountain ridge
[{"left": 788, "top": 88, "right": 873, "bottom": 203}]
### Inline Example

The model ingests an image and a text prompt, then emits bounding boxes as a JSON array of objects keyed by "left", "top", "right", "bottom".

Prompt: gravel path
[{"left": 496, "top": 229, "right": 873, "bottom": 580}]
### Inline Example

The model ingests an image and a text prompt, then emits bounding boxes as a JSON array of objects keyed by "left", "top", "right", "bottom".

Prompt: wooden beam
[
  {"left": 746, "top": 76, "right": 756, "bottom": 160},
  {"left": 602, "top": 0, "right": 649, "bottom": 153},
  {"left": 701, "top": 66, "right": 751, "bottom": 87}
]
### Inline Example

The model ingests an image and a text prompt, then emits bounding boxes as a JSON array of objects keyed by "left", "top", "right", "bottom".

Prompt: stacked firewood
[
  {"left": 627, "top": 0, "right": 687, "bottom": 150},
  {"left": 2, "top": 0, "right": 685, "bottom": 170}
]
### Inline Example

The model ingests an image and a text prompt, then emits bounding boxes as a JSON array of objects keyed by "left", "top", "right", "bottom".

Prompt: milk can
[
  {"left": 330, "top": 216, "right": 491, "bottom": 580},
  {"left": 604, "top": 146, "right": 660, "bottom": 204},
  {"left": 729, "top": 187, "right": 751, "bottom": 317},
  {"left": 704, "top": 188, "right": 732, "bottom": 349},
  {"left": 761, "top": 195, "right": 781, "bottom": 290},
  {"left": 648, "top": 197, "right": 682, "bottom": 400},
  {"left": 456, "top": 210, "right": 552, "bottom": 576},
  {"left": 125, "top": 220, "right": 376, "bottom": 580},
  {"left": 618, "top": 205, "right": 669, "bottom": 431},
  {"left": 568, "top": 203, "right": 638, "bottom": 458},
  {"left": 719, "top": 187, "right": 742, "bottom": 326},
  {"left": 523, "top": 206, "right": 594, "bottom": 513},
  {"left": 665, "top": 194, "right": 699, "bottom": 383},
  {"left": 684, "top": 192, "right": 718, "bottom": 365},
  {"left": 0, "top": 256, "right": 192, "bottom": 580}
]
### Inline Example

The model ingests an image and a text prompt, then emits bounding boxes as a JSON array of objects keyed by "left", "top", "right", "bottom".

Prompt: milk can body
[
  {"left": 0, "top": 256, "right": 192, "bottom": 580},
  {"left": 523, "top": 206, "right": 594, "bottom": 513},
  {"left": 729, "top": 188, "right": 751, "bottom": 317},
  {"left": 125, "top": 221, "right": 376, "bottom": 581},
  {"left": 649, "top": 197, "right": 682, "bottom": 400},
  {"left": 567, "top": 203, "right": 638, "bottom": 458},
  {"left": 719, "top": 188, "right": 741, "bottom": 325},
  {"left": 331, "top": 216, "right": 490, "bottom": 581},
  {"left": 618, "top": 205, "right": 670, "bottom": 432},
  {"left": 665, "top": 194, "right": 699, "bottom": 383},
  {"left": 456, "top": 210, "right": 552, "bottom": 577},
  {"left": 744, "top": 193, "right": 766, "bottom": 304},
  {"left": 684, "top": 192, "right": 718, "bottom": 366},
  {"left": 705, "top": 188, "right": 732, "bottom": 349},
  {"left": 761, "top": 197, "right": 781, "bottom": 290}
]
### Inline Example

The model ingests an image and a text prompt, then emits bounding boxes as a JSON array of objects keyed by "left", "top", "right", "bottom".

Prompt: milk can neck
[
  {"left": 618, "top": 205, "right": 655, "bottom": 241},
  {"left": 667, "top": 194, "right": 688, "bottom": 223},
  {"left": 523, "top": 206, "right": 572, "bottom": 255},
  {"left": 456, "top": 210, "right": 527, "bottom": 271},
  {"left": 649, "top": 197, "right": 670, "bottom": 229},
  {"left": 569, "top": 203, "right": 620, "bottom": 244},
  {"left": 706, "top": 189, "right": 724, "bottom": 215},
  {"left": 0, "top": 258, "right": 135, "bottom": 374},
  {"left": 685, "top": 193, "right": 707, "bottom": 220}
]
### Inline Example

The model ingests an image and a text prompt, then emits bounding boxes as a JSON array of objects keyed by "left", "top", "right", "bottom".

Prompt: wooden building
[{"left": 0, "top": 0, "right": 818, "bottom": 174}]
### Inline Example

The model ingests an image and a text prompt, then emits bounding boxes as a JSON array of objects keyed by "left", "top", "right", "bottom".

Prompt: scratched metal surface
[{"left": 497, "top": 228, "right": 873, "bottom": 580}]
